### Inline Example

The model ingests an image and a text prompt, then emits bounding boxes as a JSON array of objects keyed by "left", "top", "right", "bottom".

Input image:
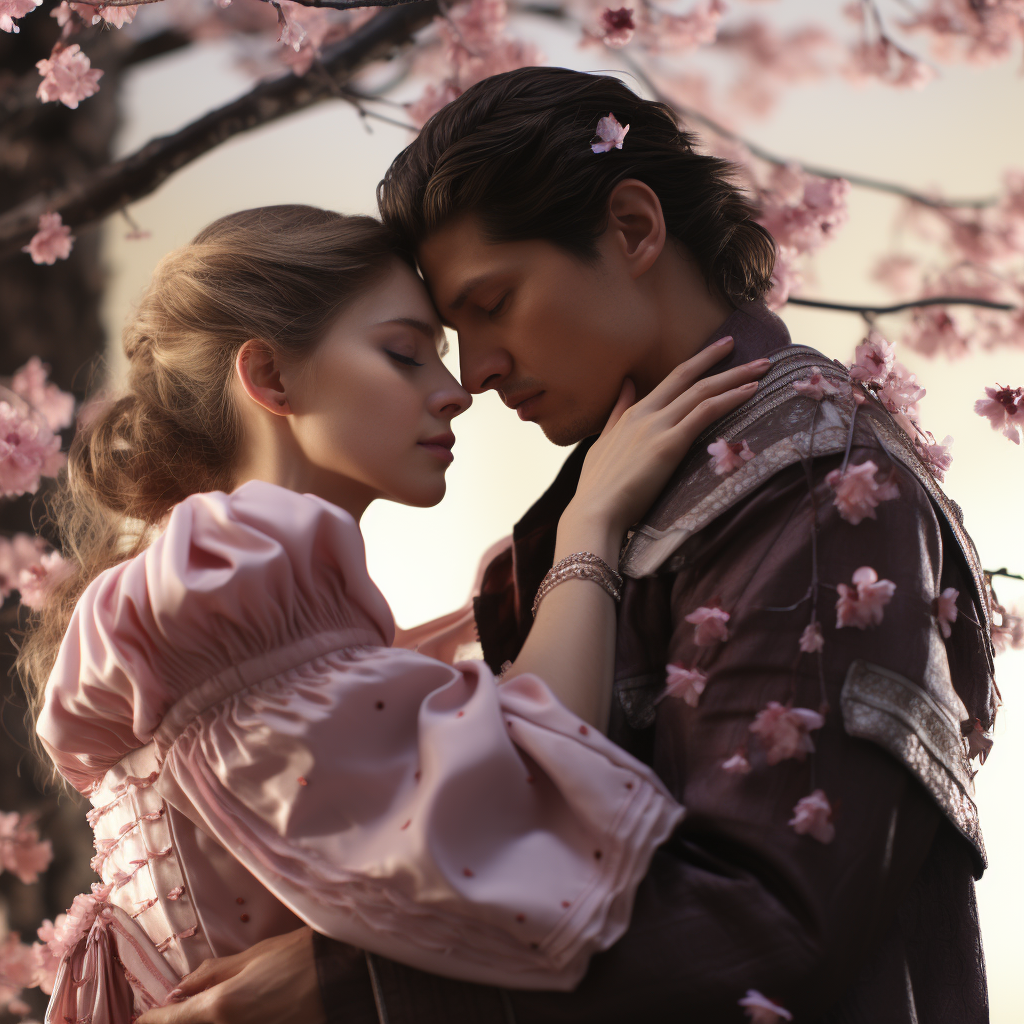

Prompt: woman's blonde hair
[{"left": 17, "top": 205, "right": 403, "bottom": 714}]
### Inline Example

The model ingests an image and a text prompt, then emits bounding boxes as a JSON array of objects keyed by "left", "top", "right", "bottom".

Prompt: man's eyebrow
[{"left": 449, "top": 273, "right": 494, "bottom": 312}]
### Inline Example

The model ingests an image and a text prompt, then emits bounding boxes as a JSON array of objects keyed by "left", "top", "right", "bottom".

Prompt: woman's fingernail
[
  {"left": 748, "top": 358, "right": 771, "bottom": 368},
  {"left": 713, "top": 335, "right": 734, "bottom": 346},
  {"left": 741, "top": 381, "right": 759, "bottom": 390}
]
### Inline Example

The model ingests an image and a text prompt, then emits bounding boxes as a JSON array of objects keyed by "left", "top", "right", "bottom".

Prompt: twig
[
  {"left": 0, "top": 0, "right": 439, "bottom": 261},
  {"left": 787, "top": 295, "right": 1018, "bottom": 316},
  {"left": 986, "top": 568, "right": 1024, "bottom": 582}
]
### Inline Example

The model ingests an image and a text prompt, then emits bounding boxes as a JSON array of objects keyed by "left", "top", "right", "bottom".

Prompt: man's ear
[
  {"left": 605, "top": 179, "right": 667, "bottom": 280},
  {"left": 235, "top": 340, "right": 292, "bottom": 417}
]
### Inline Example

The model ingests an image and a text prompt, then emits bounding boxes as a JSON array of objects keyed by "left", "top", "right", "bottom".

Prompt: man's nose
[{"left": 459, "top": 342, "right": 513, "bottom": 394}]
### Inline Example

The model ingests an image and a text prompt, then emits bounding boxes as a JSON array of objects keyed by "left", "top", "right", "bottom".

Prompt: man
[{"left": 141, "top": 67, "right": 995, "bottom": 1024}]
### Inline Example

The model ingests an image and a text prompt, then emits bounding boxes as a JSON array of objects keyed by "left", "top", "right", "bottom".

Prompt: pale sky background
[{"left": 99, "top": 3, "right": 1024, "bottom": 1016}]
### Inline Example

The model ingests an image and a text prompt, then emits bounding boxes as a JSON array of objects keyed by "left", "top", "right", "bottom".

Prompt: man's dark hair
[{"left": 378, "top": 67, "right": 776, "bottom": 306}]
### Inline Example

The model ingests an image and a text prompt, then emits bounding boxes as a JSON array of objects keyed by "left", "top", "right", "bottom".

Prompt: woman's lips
[{"left": 418, "top": 434, "right": 455, "bottom": 463}]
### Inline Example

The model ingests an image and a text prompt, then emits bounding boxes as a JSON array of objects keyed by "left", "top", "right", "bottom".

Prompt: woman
[{"left": 19, "top": 205, "right": 765, "bottom": 1022}]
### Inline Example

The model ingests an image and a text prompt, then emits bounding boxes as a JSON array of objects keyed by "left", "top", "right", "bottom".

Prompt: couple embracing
[{"left": 24, "top": 67, "right": 995, "bottom": 1024}]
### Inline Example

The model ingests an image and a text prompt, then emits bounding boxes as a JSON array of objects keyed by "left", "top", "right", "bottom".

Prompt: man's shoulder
[{"left": 620, "top": 344, "right": 958, "bottom": 581}]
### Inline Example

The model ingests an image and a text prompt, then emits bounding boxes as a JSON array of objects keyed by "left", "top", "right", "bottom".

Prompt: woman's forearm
[{"left": 502, "top": 502, "right": 621, "bottom": 732}]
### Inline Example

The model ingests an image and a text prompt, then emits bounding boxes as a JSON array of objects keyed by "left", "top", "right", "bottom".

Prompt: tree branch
[
  {"left": 0, "top": 0, "right": 438, "bottom": 260},
  {"left": 787, "top": 295, "right": 1018, "bottom": 315}
]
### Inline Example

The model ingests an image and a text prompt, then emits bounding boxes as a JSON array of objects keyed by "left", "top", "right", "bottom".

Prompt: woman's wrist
[{"left": 555, "top": 499, "right": 623, "bottom": 566}]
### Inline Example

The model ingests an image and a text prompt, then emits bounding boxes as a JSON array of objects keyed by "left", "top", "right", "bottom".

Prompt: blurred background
[{"left": 2, "top": 0, "right": 1022, "bottom": 1019}]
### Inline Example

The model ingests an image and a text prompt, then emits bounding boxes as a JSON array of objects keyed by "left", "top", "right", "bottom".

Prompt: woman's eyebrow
[{"left": 377, "top": 316, "right": 441, "bottom": 339}]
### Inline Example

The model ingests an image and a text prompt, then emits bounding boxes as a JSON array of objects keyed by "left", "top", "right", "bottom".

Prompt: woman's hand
[
  {"left": 136, "top": 928, "right": 324, "bottom": 1024},
  {"left": 567, "top": 337, "right": 769, "bottom": 539}
]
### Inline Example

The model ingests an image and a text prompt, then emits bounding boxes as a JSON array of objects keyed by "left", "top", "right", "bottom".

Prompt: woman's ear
[
  {"left": 235, "top": 341, "right": 292, "bottom": 417},
  {"left": 605, "top": 179, "right": 667, "bottom": 280}
]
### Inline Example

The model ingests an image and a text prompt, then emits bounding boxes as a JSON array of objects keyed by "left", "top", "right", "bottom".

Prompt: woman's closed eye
[{"left": 385, "top": 349, "right": 424, "bottom": 367}]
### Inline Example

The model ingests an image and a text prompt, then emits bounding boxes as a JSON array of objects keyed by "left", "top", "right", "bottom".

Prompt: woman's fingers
[
  {"left": 661, "top": 358, "right": 769, "bottom": 425},
  {"left": 599, "top": 378, "right": 636, "bottom": 438},
  {"left": 667, "top": 381, "right": 760, "bottom": 454},
  {"left": 640, "top": 335, "right": 737, "bottom": 411}
]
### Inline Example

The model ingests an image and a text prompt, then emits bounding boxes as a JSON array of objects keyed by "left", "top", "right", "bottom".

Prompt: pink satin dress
[{"left": 36, "top": 480, "right": 683, "bottom": 1021}]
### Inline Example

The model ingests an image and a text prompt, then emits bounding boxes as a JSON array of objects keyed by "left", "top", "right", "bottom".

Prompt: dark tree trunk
[{"left": 0, "top": 6, "right": 124, "bottom": 1018}]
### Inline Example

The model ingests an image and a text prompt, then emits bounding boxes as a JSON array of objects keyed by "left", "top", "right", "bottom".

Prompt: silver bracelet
[{"left": 531, "top": 552, "right": 623, "bottom": 616}]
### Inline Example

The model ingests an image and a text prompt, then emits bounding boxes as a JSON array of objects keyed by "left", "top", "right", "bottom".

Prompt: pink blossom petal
[
  {"left": 35, "top": 43, "right": 102, "bottom": 110},
  {"left": 722, "top": 751, "right": 751, "bottom": 774},
  {"left": 17, "top": 549, "right": 70, "bottom": 610},
  {"left": 749, "top": 702, "right": 824, "bottom": 765},
  {"left": 21, "top": 212, "right": 74, "bottom": 265},
  {"left": 915, "top": 435, "right": 953, "bottom": 482},
  {"left": 975, "top": 384, "right": 1024, "bottom": 445},
  {"left": 0, "top": 0, "right": 42, "bottom": 32},
  {"left": 591, "top": 112, "right": 629, "bottom": 153},
  {"left": 0, "top": 810, "right": 53, "bottom": 884},
  {"left": 798, "top": 622, "right": 824, "bottom": 653},
  {"left": 792, "top": 373, "right": 847, "bottom": 401},
  {"left": 708, "top": 437, "right": 755, "bottom": 476},
  {"left": 0, "top": 401, "right": 65, "bottom": 497},
  {"left": 739, "top": 989, "right": 793, "bottom": 1023},
  {"left": 788, "top": 789, "right": 835, "bottom": 843},
  {"left": 848, "top": 330, "right": 895, "bottom": 384},
  {"left": 598, "top": 6, "right": 634, "bottom": 46},
  {"left": 685, "top": 604, "right": 730, "bottom": 645},
  {"left": 933, "top": 587, "right": 958, "bottom": 639},
  {"left": 825, "top": 460, "right": 899, "bottom": 525},
  {"left": 663, "top": 663, "right": 707, "bottom": 706},
  {"left": 835, "top": 566, "right": 896, "bottom": 629},
  {"left": 11, "top": 357, "right": 75, "bottom": 431}
]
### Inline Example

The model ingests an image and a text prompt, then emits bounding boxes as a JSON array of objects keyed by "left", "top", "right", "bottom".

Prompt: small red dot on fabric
[
  {"left": 457, "top": 710, "right": 465, "bottom": 718},
  {"left": 625, "top": 781, "right": 634, "bottom": 790},
  {"left": 239, "top": 914, "right": 250, "bottom": 923},
  {"left": 376, "top": 701, "right": 385, "bottom": 710},
  {"left": 516, "top": 914, "right": 526, "bottom": 922},
  {"left": 526, "top": 775, "right": 535, "bottom": 784},
  {"left": 297, "top": 777, "right": 308, "bottom": 786},
  {"left": 561, "top": 901, "right": 571, "bottom": 909},
  {"left": 414, "top": 770, "right": 421, "bottom": 781},
  {"left": 530, "top": 942, "right": 539, "bottom": 950},
  {"left": 236, "top": 897, "right": 245, "bottom": 905},
  {"left": 594, "top": 850, "right": 602, "bottom": 860},
  {"left": 463, "top": 868, "right": 474, "bottom": 877},
  {"left": 579, "top": 725, "right": 589, "bottom": 736},
  {"left": 401, "top": 820, "right": 411, "bottom": 831}
]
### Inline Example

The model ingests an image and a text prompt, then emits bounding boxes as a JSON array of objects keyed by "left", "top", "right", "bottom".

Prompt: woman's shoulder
[{"left": 38, "top": 481, "right": 395, "bottom": 790}]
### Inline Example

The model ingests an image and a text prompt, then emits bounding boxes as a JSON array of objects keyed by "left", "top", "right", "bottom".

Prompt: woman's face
[{"left": 283, "top": 260, "right": 470, "bottom": 511}]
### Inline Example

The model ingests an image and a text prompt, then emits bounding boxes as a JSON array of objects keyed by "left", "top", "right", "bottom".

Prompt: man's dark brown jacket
[{"left": 314, "top": 303, "right": 996, "bottom": 1023}]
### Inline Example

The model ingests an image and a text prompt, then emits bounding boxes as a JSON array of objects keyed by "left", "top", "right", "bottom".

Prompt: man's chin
[{"left": 538, "top": 413, "right": 604, "bottom": 448}]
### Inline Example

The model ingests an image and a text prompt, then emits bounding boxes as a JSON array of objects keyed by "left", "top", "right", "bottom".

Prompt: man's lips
[
  {"left": 503, "top": 390, "right": 545, "bottom": 421},
  {"left": 418, "top": 432, "right": 456, "bottom": 463}
]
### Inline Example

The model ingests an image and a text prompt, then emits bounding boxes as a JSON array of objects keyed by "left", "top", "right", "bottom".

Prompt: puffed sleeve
[{"left": 154, "top": 648, "right": 682, "bottom": 990}]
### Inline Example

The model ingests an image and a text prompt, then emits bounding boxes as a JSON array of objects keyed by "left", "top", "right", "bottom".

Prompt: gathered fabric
[{"left": 37, "top": 481, "right": 682, "bottom": 1019}]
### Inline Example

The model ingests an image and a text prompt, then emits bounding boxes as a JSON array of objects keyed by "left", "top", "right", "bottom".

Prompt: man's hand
[{"left": 137, "top": 927, "right": 325, "bottom": 1024}]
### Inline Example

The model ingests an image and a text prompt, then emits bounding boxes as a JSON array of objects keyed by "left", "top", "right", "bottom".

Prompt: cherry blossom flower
[
  {"left": 792, "top": 373, "right": 848, "bottom": 401},
  {"left": 933, "top": 587, "right": 959, "bottom": 639},
  {"left": 591, "top": 112, "right": 629, "bottom": 153},
  {"left": 845, "top": 35, "right": 934, "bottom": 89},
  {"left": 966, "top": 719, "right": 993, "bottom": 764},
  {"left": 826, "top": 460, "right": 899, "bottom": 525},
  {"left": 276, "top": 1, "right": 307, "bottom": 52},
  {"left": 788, "top": 789, "right": 836, "bottom": 843},
  {"left": 0, "top": 401, "right": 66, "bottom": 497},
  {"left": 836, "top": 566, "right": 896, "bottom": 629},
  {"left": 878, "top": 366, "right": 926, "bottom": 418},
  {"left": 0, "top": 0, "right": 42, "bottom": 33},
  {"left": 757, "top": 164, "right": 849, "bottom": 255},
  {"left": 749, "top": 702, "right": 824, "bottom": 764},
  {"left": 739, "top": 989, "right": 793, "bottom": 1023},
  {"left": 36, "top": 43, "right": 103, "bottom": 109},
  {"left": 597, "top": 7, "right": 634, "bottom": 47},
  {"left": 21, "top": 212, "right": 74, "bottom": 265},
  {"left": 0, "top": 932, "right": 36, "bottom": 1015},
  {"left": 722, "top": 750, "right": 751, "bottom": 774},
  {"left": 32, "top": 923, "right": 61, "bottom": 994},
  {"left": 765, "top": 244, "right": 802, "bottom": 309},
  {"left": 685, "top": 604, "right": 730, "bottom": 645},
  {"left": 915, "top": 435, "right": 953, "bottom": 482},
  {"left": 0, "top": 533, "right": 47, "bottom": 601},
  {"left": 708, "top": 437, "right": 754, "bottom": 476},
  {"left": 992, "top": 608, "right": 1024, "bottom": 654},
  {"left": 798, "top": 621, "right": 824, "bottom": 653},
  {"left": 872, "top": 253, "right": 921, "bottom": 296},
  {"left": 11, "top": 357, "right": 75, "bottom": 432},
  {"left": 0, "top": 811, "right": 53, "bottom": 884},
  {"left": 60, "top": 1, "right": 137, "bottom": 26},
  {"left": 664, "top": 663, "right": 707, "bottom": 706},
  {"left": 975, "top": 384, "right": 1024, "bottom": 444},
  {"left": 848, "top": 331, "right": 895, "bottom": 384},
  {"left": 17, "top": 550, "right": 71, "bottom": 610},
  {"left": 636, "top": 0, "right": 724, "bottom": 55}
]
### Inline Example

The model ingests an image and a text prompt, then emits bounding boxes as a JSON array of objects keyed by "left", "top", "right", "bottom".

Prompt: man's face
[{"left": 417, "top": 215, "right": 658, "bottom": 446}]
